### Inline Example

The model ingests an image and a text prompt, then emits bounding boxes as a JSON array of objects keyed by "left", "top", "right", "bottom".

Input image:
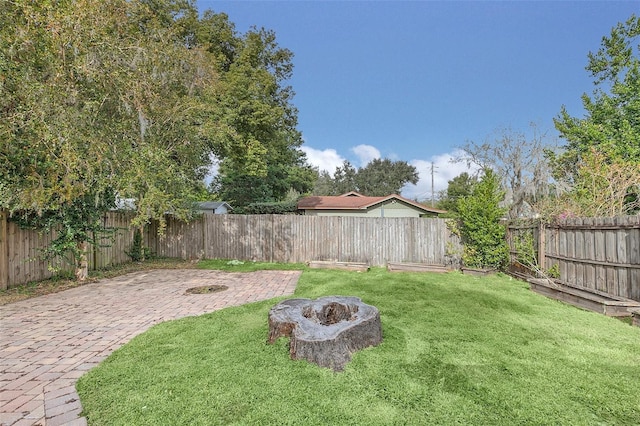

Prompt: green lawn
[{"left": 76, "top": 266, "right": 640, "bottom": 425}]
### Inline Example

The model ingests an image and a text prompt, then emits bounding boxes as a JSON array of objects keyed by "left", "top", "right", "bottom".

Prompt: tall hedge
[{"left": 457, "top": 169, "right": 509, "bottom": 270}]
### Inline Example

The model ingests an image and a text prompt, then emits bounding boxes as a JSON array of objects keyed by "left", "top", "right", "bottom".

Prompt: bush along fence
[
  {"left": 506, "top": 216, "right": 640, "bottom": 303},
  {"left": 0, "top": 211, "right": 137, "bottom": 289},
  {"left": 1, "top": 212, "right": 462, "bottom": 289}
]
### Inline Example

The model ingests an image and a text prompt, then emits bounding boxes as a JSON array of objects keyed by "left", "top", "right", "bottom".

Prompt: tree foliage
[
  {"left": 553, "top": 14, "right": 640, "bottom": 175},
  {"left": 332, "top": 161, "right": 359, "bottom": 195},
  {"left": 455, "top": 124, "right": 554, "bottom": 219},
  {"left": 0, "top": 1, "right": 309, "bottom": 277},
  {"left": 312, "top": 159, "right": 418, "bottom": 196},
  {"left": 355, "top": 159, "right": 419, "bottom": 196},
  {"left": 436, "top": 172, "right": 477, "bottom": 214},
  {"left": 547, "top": 14, "right": 640, "bottom": 217},
  {"left": 202, "top": 17, "right": 314, "bottom": 208},
  {"left": 15, "top": 193, "right": 116, "bottom": 280},
  {"left": 311, "top": 170, "right": 336, "bottom": 196},
  {"left": 536, "top": 149, "right": 640, "bottom": 218},
  {"left": 456, "top": 169, "right": 509, "bottom": 270}
]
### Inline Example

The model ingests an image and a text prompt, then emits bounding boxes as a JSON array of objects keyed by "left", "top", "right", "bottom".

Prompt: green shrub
[
  {"left": 125, "top": 228, "right": 152, "bottom": 261},
  {"left": 236, "top": 200, "right": 299, "bottom": 215},
  {"left": 546, "top": 263, "right": 560, "bottom": 278},
  {"left": 456, "top": 169, "right": 509, "bottom": 270}
]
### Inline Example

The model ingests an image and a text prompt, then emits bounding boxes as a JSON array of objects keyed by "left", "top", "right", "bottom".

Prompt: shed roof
[{"left": 196, "top": 201, "right": 232, "bottom": 210}]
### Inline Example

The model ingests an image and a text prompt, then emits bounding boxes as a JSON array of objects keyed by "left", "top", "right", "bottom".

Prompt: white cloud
[
  {"left": 208, "top": 146, "right": 479, "bottom": 201},
  {"left": 300, "top": 146, "right": 345, "bottom": 176},
  {"left": 401, "top": 150, "right": 480, "bottom": 200},
  {"left": 351, "top": 144, "right": 381, "bottom": 167}
]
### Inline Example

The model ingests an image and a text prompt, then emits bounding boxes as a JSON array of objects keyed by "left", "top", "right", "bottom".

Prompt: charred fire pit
[{"left": 267, "top": 296, "right": 382, "bottom": 371}]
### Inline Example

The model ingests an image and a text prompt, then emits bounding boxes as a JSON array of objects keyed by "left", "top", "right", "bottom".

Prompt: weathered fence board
[
  {"left": 8, "top": 207, "right": 637, "bottom": 302},
  {"left": 507, "top": 216, "right": 640, "bottom": 302},
  {"left": 2, "top": 212, "right": 133, "bottom": 287},
  {"left": 198, "top": 215, "right": 460, "bottom": 267},
  {"left": 0, "top": 211, "right": 8, "bottom": 289}
]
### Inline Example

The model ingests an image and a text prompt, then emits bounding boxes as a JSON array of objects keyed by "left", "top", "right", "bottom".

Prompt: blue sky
[{"left": 196, "top": 1, "right": 639, "bottom": 199}]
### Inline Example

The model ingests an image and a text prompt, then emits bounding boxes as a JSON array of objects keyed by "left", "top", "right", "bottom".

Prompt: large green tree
[
  {"left": 332, "top": 161, "right": 359, "bottom": 195},
  {"left": 436, "top": 172, "right": 477, "bottom": 214},
  {"left": 311, "top": 170, "right": 336, "bottom": 196},
  {"left": 312, "top": 159, "right": 418, "bottom": 196},
  {"left": 553, "top": 14, "right": 640, "bottom": 176},
  {"left": 1, "top": 0, "right": 129, "bottom": 278},
  {"left": 355, "top": 158, "right": 419, "bottom": 196},
  {"left": 200, "top": 15, "right": 314, "bottom": 208},
  {"left": 1, "top": 1, "right": 297, "bottom": 277}
]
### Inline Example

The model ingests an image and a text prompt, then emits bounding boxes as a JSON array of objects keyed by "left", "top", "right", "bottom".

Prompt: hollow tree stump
[{"left": 267, "top": 296, "right": 382, "bottom": 371}]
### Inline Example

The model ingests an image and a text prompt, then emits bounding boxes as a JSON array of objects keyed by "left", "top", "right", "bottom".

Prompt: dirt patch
[
  {"left": 185, "top": 285, "right": 229, "bottom": 295},
  {"left": 0, "top": 258, "right": 198, "bottom": 305}
]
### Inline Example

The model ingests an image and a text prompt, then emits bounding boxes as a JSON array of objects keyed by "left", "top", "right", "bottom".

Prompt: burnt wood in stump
[{"left": 267, "top": 296, "right": 382, "bottom": 371}]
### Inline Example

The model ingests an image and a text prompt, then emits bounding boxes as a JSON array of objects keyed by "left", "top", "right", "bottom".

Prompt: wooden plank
[
  {"left": 582, "top": 219, "right": 596, "bottom": 293},
  {"left": 308, "top": 260, "right": 369, "bottom": 272},
  {"left": 604, "top": 217, "right": 617, "bottom": 295},
  {"left": 387, "top": 262, "right": 450, "bottom": 273},
  {"left": 566, "top": 218, "right": 577, "bottom": 286},
  {"left": 547, "top": 226, "right": 558, "bottom": 268},
  {"left": 630, "top": 225, "right": 640, "bottom": 302},
  {"left": 573, "top": 218, "right": 584, "bottom": 288},
  {"left": 558, "top": 224, "right": 567, "bottom": 282},
  {"left": 528, "top": 278, "right": 640, "bottom": 317},
  {"left": 8, "top": 218, "right": 21, "bottom": 286},
  {"left": 538, "top": 222, "right": 546, "bottom": 271},
  {"left": 0, "top": 210, "right": 8, "bottom": 290},
  {"left": 593, "top": 218, "right": 607, "bottom": 292},
  {"left": 616, "top": 216, "right": 629, "bottom": 299},
  {"left": 544, "top": 253, "right": 640, "bottom": 269}
]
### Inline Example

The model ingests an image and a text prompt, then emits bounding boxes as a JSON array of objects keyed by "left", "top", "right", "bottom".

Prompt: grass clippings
[{"left": 77, "top": 268, "right": 640, "bottom": 426}]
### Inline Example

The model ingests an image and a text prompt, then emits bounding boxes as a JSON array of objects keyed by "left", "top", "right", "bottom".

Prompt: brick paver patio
[{"left": 0, "top": 269, "right": 301, "bottom": 426}]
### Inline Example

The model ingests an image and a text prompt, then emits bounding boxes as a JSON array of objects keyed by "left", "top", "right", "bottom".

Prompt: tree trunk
[
  {"left": 268, "top": 296, "right": 382, "bottom": 371},
  {"left": 139, "top": 225, "right": 146, "bottom": 262},
  {"left": 75, "top": 240, "right": 89, "bottom": 281}
]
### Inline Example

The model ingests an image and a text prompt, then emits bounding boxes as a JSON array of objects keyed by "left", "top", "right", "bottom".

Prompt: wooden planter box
[
  {"left": 461, "top": 267, "right": 497, "bottom": 277},
  {"left": 387, "top": 262, "right": 450, "bottom": 273},
  {"left": 528, "top": 278, "right": 640, "bottom": 317},
  {"left": 307, "top": 261, "right": 369, "bottom": 272}
]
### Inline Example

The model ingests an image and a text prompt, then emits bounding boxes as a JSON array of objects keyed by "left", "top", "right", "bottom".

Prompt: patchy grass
[
  {"left": 197, "top": 258, "right": 307, "bottom": 272},
  {"left": 0, "top": 258, "right": 196, "bottom": 305},
  {"left": 77, "top": 268, "right": 640, "bottom": 425}
]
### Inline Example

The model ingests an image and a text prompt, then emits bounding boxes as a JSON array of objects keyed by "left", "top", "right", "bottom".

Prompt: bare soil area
[{"left": 0, "top": 258, "right": 197, "bottom": 305}]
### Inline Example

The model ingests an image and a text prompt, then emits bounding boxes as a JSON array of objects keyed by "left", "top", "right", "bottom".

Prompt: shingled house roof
[{"left": 297, "top": 192, "right": 445, "bottom": 215}]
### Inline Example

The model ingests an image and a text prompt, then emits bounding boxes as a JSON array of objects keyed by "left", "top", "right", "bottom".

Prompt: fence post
[
  {"left": 0, "top": 209, "right": 9, "bottom": 290},
  {"left": 202, "top": 215, "right": 208, "bottom": 260},
  {"left": 538, "top": 221, "right": 546, "bottom": 271}
]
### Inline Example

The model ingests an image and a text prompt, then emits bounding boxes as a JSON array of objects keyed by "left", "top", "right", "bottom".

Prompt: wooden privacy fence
[
  {"left": 1, "top": 212, "right": 461, "bottom": 289},
  {"left": 506, "top": 216, "right": 640, "bottom": 302},
  {"left": 0, "top": 211, "right": 137, "bottom": 289},
  {"left": 147, "top": 215, "right": 462, "bottom": 267}
]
